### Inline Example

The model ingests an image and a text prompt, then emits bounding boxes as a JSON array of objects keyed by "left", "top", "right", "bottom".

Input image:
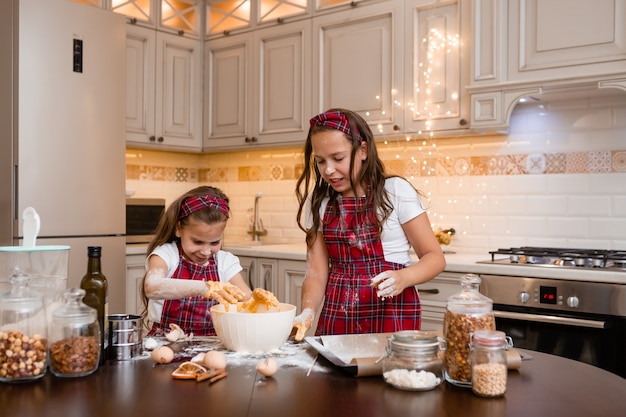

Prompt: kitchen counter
[
  {"left": 2, "top": 338, "right": 624, "bottom": 417},
  {"left": 224, "top": 243, "right": 626, "bottom": 284}
]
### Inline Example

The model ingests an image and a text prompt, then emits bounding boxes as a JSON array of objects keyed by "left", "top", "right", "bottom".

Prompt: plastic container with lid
[
  {"left": 49, "top": 288, "right": 101, "bottom": 377},
  {"left": 382, "top": 330, "right": 446, "bottom": 391},
  {"left": 443, "top": 273, "right": 495, "bottom": 387},
  {"left": 0, "top": 273, "right": 48, "bottom": 382},
  {"left": 471, "top": 330, "right": 513, "bottom": 397}
]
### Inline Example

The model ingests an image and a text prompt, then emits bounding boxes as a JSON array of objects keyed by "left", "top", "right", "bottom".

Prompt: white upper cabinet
[
  {"left": 312, "top": 0, "right": 404, "bottom": 136},
  {"left": 126, "top": 24, "right": 203, "bottom": 150},
  {"left": 469, "top": 0, "right": 626, "bottom": 131},
  {"left": 204, "top": 19, "right": 311, "bottom": 149},
  {"left": 205, "top": 0, "right": 309, "bottom": 37},
  {"left": 508, "top": 0, "right": 626, "bottom": 82},
  {"left": 113, "top": 0, "right": 202, "bottom": 37},
  {"left": 403, "top": 0, "right": 470, "bottom": 135}
]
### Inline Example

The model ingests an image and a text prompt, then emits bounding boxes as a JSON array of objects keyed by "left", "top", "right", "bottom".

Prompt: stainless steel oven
[
  {"left": 478, "top": 247, "right": 626, "bottom": 378},
  {"left": 125, "top": 198, "right": 165, "bottom": 244}
]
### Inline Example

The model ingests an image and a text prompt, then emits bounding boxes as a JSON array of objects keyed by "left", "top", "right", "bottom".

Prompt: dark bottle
[{"left": 80, "top": 246, "right": 109, "bottom": 364}]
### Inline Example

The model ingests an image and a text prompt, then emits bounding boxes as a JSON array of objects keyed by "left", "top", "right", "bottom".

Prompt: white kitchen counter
[{"left": 224, "top": 243, "right": 626, "bottom": 285}]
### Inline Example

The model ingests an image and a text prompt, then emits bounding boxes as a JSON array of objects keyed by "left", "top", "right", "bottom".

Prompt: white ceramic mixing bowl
[{"left": 211, "top": 302, "right": 296, "bottom": 352}]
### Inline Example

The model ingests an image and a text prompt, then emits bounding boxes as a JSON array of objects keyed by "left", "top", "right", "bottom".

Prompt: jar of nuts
[
  {"left": 470, "top": 330, "right": 512, "bottom": 397},
  {"left": 0, "top": 273, "right": 48, "bottom": 382},
  {"left": 443, "top": 274, "right": 495, "bottom": 387},
  {"left": 49, "top": 288, "right": 100, "bottom": 377}
]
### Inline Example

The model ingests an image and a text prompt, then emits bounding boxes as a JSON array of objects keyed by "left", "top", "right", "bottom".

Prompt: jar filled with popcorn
[
  {"left": 470, "top": 330, "right": 512, "bottom": 397},
  {"left": 443, "top": 274, "right": 495, "bottom": 387},
  {"left": 382, "top": 330, "right": 446, "bottom": 391},
  {"left": 49, "top": 288, "right": 100, "bottom": 377},
  {"left": 0, "top": 272, "right": 48, "bottom": 382}
]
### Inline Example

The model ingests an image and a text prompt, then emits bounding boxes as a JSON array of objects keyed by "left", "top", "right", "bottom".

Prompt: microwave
[{"left": 125, "top": 198, "right": 166, "bottom": 244}]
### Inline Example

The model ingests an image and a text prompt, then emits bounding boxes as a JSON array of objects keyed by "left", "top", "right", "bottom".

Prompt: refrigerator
[{"left": 0, "top": 0, "right": 127, "bottom": 313}]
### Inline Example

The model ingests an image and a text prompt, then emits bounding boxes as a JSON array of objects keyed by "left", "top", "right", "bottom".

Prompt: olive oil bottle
[{"left": 80, "top": 246, "right": 109, "bottom": 364}]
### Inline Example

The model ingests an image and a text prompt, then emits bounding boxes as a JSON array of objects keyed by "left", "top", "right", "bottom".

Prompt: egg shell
[
  {"left": 256, "top": 357, "right": 278, "bottom": 377},
  {"left": 203, "top": 350, "right": 227, "bottom": 370},
  {"left": 151, "top": 346, "right": 174, "bottom": 364}
]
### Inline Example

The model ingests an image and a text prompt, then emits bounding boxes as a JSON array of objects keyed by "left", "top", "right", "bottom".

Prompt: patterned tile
[
  {"left": 613, "top": 151, "right": 626, "bottom": 172},
  {"left": 566, "top": 152, "right": 588, "bottom": 173},
  {"left": 589, "top": 151, "right": 611, "bottom": 173},
  {"left": 545, "top": 153, "right": 566, "bottom": 174}
]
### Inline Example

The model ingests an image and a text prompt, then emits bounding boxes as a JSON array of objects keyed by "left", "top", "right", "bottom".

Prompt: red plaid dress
[
  {"left": 316, "top": 196, "right": 421, "bottom": 335},
  {"left": 148, "top": 246, "right": 219, "bottom": 336}
]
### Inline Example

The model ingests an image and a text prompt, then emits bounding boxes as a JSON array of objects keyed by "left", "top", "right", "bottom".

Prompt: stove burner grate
[{"left": 488, "top": 247, "right": 626, "bottom": 269}]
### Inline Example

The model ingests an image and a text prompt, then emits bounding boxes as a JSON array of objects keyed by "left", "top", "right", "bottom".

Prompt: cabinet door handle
[
  {"left": 157, "top": 136, "right": 164, "bottom": 142},
  {"left": 263, "top": 268, "right": 271, "bottom": 291},
  {"left": 419, "top": 288, "right": 440, "bottom": 294},
  {"left": 149, "top": 135, "right": 156, "bottom": 142},
  {"left": 248, "top": 262, "right": 255, "bottom": 289}
]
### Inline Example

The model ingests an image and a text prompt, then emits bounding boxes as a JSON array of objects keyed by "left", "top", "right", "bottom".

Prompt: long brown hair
[
  {"left": 140, "top": 186, "right": 230, "bottom": 317},
  {"left": 295, "top": 108, "right": 393, "bottom": 249}
]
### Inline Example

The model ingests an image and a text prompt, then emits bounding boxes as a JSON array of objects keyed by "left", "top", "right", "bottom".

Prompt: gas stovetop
[{"left": 484, "top": 247, "right": 626, "bottom": 271}]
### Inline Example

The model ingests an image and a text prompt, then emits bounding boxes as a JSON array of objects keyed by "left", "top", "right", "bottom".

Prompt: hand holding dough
[{"left": 205, "top": 281, "right": 245, "bottom": 305}]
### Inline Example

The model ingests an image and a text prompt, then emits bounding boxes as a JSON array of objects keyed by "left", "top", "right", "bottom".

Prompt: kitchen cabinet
[
  {"left": 205, "top": 0, "right": 309, "bottom": 37},
  {"left": 126, "top": 24, "right": 203, "bottom": 150},
  {"left": 403, "top": 0, "right": 470, "bottom": 134},
  {"left": 125, "top": 250, "right": 147, "bottom": 316},
  {"left": 278, "top": 259, "right": 306, "bottom": 309},
  {"left": 468, "top": 0, "right": 626, "bottom": 131},
  {"left": 112, "top": 0, "right": 202, "bottom": 38},
  {"left": 278, "top": 259, "right": 319, "bottom": 337},
  {"left": 415, "top": 271, "right": 462, "bottom": 330},
  {"left": 238, "top": 256, "right": 280, "bottom": 298},
  {"left": 312, "top": 0, "right": 404, "bottom": 136},
  {"left": 204, "top": 19, "right": 311, "bottom": 149}
]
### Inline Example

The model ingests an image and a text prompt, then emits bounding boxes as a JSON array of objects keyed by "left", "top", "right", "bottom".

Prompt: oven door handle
[{"left": 493, "top": 310, "right": 606, "bottom": 329}]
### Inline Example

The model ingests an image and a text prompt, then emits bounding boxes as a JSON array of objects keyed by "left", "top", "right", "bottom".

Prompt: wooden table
[{"left": 1, "top": 339, "right": 624, "bottom": 417}]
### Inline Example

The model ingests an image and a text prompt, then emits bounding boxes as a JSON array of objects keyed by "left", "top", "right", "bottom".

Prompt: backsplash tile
[{"left": 126, "top": 98, "right": 626, "bottom": 253}]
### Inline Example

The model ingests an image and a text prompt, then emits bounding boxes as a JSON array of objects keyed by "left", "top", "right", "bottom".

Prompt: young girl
[
  {"left": 292, "top": 108, "right": 446, "bottom": 341},
  {"left": 142, "top": 186, "right": 252, "bottom": 337}
]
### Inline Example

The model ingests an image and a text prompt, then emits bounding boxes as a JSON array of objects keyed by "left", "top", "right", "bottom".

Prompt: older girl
[{"left": 293, "top": 109, "right": 446, "bottom": 340}]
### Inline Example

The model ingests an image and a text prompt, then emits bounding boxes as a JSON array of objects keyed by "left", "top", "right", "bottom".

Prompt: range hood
[{"left": 468, "top": 77, "right": 626, "bottom": 134}]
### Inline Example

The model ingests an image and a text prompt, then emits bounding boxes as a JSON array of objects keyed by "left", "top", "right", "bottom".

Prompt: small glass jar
[
  {"left": 470, "top": 330, "right": 512, "bottom": 397},
  {"left": 49, "top": 288, "right": 100, "bottom": 377},
  {"left": 443, "top": 273, "right": 495, "bottom": 387},
  {"left": 382, "top": 330, "right": 446, "bottom": 391},
  {"left": 0, "top": 273, "right": 48, "bottom": 382}
]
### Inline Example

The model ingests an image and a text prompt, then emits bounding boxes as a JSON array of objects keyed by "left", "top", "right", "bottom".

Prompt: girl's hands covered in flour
[{"left": 370, "top": 271, "right": 402, "bottom": 299}]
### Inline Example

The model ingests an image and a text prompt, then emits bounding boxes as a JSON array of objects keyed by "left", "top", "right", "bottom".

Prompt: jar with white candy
[
  {"left": 382, "top": 330, "right": 446, "bottom": 391},
  {"left": 470, "top": 330, "right": 512, "bottom": 397}
]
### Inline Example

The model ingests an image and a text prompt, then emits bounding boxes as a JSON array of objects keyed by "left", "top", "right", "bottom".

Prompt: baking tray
[{"left": 305, "top": 333, "right": 391, "bottom": 377}]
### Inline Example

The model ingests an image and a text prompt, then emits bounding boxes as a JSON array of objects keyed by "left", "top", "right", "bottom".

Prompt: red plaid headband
[
  {"left": 309, "top": 110, "right": 364, "bottom": 143},
  {"left": 179, "top": 195, "right": 230, "bottom": 220}
]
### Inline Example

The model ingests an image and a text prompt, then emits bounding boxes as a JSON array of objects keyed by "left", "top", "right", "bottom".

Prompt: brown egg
[
  {"left": 202, "top": 350, "right": 227, "bottom": 370},
  {"left": 151, "top": 345, "right": 174, "bottom": 364},
  {"left": 256, "top": 357, "right": 278, "bottom": 377}
]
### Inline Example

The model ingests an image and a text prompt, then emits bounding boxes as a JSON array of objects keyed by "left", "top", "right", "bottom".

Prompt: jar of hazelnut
[
  {"left": 0, "top": 272, "right": 48, "bottom": 382},
  {"left": 443, "top": 274, "right": 495, "bottom": 387},
  {"left": 49, "top": 288, "right": 100, "bottom": 377}
]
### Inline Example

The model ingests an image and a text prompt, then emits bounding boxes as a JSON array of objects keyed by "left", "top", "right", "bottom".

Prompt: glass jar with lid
[
  {"left": 0, "top": 272, "right": 48, "bottom": 382},
  {"left": 49, "top": 288, "right": 100, "bottom": 377},
  {"left": 382, "top": 330, "right": 446, "bottom": 391},
  {"left": 443, "top": 273, "right": 495, "bottom": 387},
  {"left": 471, "top": 330, "right": 512, "bottom": 397}
]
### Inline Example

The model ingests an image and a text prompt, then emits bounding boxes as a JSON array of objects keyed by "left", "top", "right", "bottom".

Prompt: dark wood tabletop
[{"left": 1, "top": 338, "right": 624, "bottom": 417}]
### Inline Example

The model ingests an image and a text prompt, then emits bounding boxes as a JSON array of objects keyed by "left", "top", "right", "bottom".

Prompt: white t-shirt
[
  {"left": 306, "top": 177, "right": 426, "bottom": 265},
  {"left": 145, "top": 242, "right": 243, "bottom": 323}
]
